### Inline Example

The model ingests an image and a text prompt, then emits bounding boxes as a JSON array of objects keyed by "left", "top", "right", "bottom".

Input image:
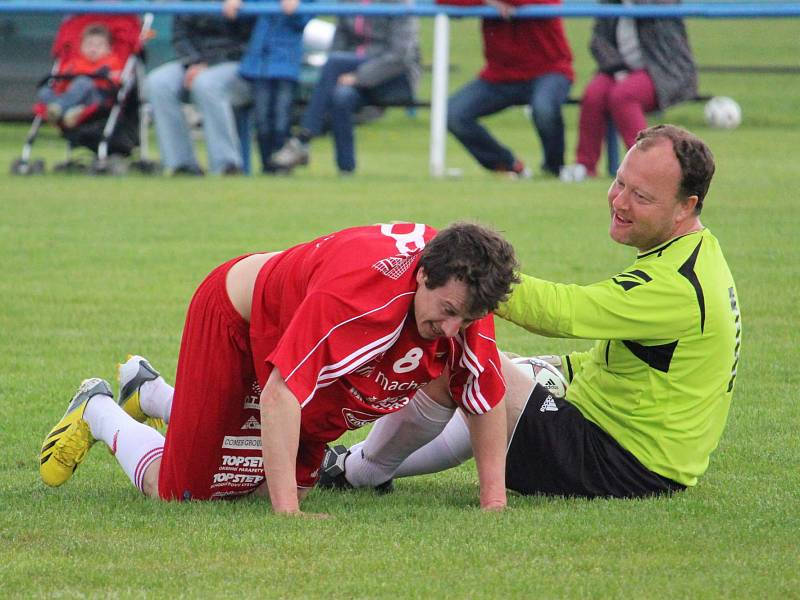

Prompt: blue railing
[{"left": 1, "top": 1, "right": 800, "bottom": 18}]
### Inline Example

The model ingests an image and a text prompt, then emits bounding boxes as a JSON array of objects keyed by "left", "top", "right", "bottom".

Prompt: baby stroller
[{"left": 11, "top": 13, "right": 159, "bottom": 175}]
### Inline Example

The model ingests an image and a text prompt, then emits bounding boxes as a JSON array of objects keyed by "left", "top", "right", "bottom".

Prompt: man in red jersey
[
  {"left": 439, "top": 0, "right": 574, "bottom": 178},
  {"left": 40, "top": 222, "right": 518, "bottom": 514}
]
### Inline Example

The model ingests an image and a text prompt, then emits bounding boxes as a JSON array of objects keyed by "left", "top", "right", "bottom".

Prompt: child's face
[{"left": 81, "top": 34, "right": 112, "bottom": 62}]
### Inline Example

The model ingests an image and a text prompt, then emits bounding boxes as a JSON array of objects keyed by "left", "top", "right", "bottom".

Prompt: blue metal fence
[{"left": 1, "top": 1, "right": 800, "bottom": 18}]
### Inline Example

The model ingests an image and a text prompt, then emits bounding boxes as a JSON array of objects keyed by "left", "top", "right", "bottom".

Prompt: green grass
[{"left": 1, "top": 16, "right": 799, "bottom": 599}]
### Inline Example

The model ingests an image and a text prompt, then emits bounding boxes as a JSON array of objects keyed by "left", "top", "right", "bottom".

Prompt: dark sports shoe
[
  {"left": 171, "top": 164, "right": 205, "bottom": 176},
  {"left": 317, "top": 444, "right": 394, "bottom": 494}
]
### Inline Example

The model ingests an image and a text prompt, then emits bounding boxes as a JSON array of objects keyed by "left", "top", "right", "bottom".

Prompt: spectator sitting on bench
[
  {"left": 560, "top": 0, "right": 698, "bottom": 183},
  {"left": 437, "top": 0, "right": 574, "bottom": 179},
  {"left": 145, "top": 10, "right": 253, "bottom": 176},
  {"left": 271, "top": 0, "right": 421, "bottom": 175}
]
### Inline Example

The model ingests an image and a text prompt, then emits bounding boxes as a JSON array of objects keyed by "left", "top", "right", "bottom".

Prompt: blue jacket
[{"left": 239, "top": 0, "right": 313, "bottom": 81}]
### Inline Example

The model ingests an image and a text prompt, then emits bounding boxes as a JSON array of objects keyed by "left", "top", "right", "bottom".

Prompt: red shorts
[{"left": 158, "top": 256, "right": 266, "bottom": 501}]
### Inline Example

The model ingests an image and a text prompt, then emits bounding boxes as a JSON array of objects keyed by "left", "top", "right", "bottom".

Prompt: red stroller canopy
[{"left": 51, "top": 13, "right": 143, "bottom": 62}]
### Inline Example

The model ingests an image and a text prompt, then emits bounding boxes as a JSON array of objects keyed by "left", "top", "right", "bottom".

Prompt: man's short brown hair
[
  {"left": 418, "top": 222, "right": 519, "bottom": 316},
  {"left": 635, "top": 124, "right": 715, "bottom": 214}
]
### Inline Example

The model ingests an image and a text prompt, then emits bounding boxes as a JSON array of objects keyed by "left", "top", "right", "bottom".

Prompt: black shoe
[
  {"left": 263, "top": 161, "right": 293, "bottom": 176},
  {"left": 317, "top": 444, "right": 394, "bottom": 494},
  {"left": 172, "top": 164, "right": 205, "bottom": 176},
  {"left": 221, "top": 163, "right": 243, "bottom": 176}
]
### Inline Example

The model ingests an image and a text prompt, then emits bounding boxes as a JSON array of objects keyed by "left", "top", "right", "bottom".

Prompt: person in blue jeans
[
  {"left": 438, "top": 0, "right": 574, "bottom": 178},
  {"left": 271, "top": 0, "right": 420, "bottom": 174},
  {"left": 224, "top": 0, "right": 312, "bottom": 174},
  {"left": 145, "top": 12, "right": 252, "bottom": 175}
]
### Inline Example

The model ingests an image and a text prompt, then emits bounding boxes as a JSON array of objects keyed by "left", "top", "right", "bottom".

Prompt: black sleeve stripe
[
  {"left": 678, "top": 240, "right": 706, "bottom": 333},
  {"left": 622, "top": 339, "right": 679, "bottom": 373},
  {"left": 613, "top": 277, "right": 642, "bottom": 291},
  {"left": 565, "top": 355, "right": 574, "bottom": 381},
  {"left": 627, "top": 269, "right": 652, "bottom": 282}
]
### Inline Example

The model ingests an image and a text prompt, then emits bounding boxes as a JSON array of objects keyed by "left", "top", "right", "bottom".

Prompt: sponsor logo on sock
[
  {"left": 540, "top": 395, "right": 559, "bottom": 413},
  {"left": 111, "top": 430, "right": 119, "bottom": 455}
]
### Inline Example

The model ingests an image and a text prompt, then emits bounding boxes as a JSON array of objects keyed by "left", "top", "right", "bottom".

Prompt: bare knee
[
  {"left": 499, "top": 353, "right": 536, "bottom": 436},
  {"left": 141, "top": 458, "right": 162, "bottom": 499},
  {"left": 420, "top": 374, "right": 456, "bottom": 408}
]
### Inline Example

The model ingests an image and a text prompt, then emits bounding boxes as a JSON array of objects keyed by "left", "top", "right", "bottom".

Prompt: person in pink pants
[{"left": 560, "top": 0, "right": 697, "bottom": 182}]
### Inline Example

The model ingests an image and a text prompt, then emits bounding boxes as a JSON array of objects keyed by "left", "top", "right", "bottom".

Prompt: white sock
[
  {"left": 393, "top": 410, "right": 473, "bottom": 477},
  {"left": 345, "top": 388, "right": 455, "bottom": 487},
  {"left": 139, "top": 377, "right": 174, "bottom": 424},
  {"left": 84, "top": 394, "right": 165, "bottom": 493}
]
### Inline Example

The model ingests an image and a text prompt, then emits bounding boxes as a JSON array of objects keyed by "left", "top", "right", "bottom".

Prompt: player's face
[
  {"left": 412, "top": 269, "right": 480, "bottom": 340},
  {"left": 607, "top": 140, "right": 696, "bottom": 252}
]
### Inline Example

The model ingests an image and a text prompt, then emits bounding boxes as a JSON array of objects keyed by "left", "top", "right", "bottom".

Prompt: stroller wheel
[
  {"left": 91, "top": 154, "right": 129, "bottom": 176},
  {"left": 10, "top": 158, "right": 46, "bottom": 176}
]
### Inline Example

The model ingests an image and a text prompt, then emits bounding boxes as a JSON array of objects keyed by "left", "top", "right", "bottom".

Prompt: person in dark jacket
[
  {"left": 145, "top": 11, "right": 253, "bottom": 175},
  {"left": 560, "top": 0, "right": 698, "bottom": 182},
  {"left": 271, "top": 0, "right": 420, "bottom": 175},
  {"left": 224, "top": 0, "right": 313, "bottom": 174},
  {"left": 439, "top": 0, "right": 574, "bottom": 179}
]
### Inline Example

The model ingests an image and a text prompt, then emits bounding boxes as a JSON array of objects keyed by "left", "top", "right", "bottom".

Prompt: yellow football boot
[
  {"left": 117, "top": 355, "right": 164, "bottom": 429},
  {"left": 40, "top": 378, "right": 111, "bottom": 487}
]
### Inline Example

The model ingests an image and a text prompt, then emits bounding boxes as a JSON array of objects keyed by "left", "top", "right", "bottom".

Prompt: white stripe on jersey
[
  {"left": 300, "top": 320, "right": 406, "bottom": 407},
  {"left": 478, "top": 332, "right": 497, "bottom": 344},
  {"left": 315, "top": 320, "right": 404, "bottom": 385},
  {"left": 285, "top": 291, "right": 415, "bottom": 385},
  {"left": 452, "top": 332, "right": 492, "bottom": 414}
]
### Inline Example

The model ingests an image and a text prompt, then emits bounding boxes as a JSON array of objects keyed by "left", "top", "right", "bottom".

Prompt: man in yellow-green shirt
[{"left": 322, "top": 124, "right": 741, "bottom": 500}]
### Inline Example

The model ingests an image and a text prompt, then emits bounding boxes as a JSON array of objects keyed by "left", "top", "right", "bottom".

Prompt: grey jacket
[
  {"left": 331, "top": 0, "right": 421, "bottom": 91},
  {"left": 590, "top": 0, "right": 698, "bottom": 109}
]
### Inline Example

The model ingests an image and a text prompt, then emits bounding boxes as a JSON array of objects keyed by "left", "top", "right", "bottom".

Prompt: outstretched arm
[
  {"left": 260, "top": 368, "right": 303, "bottom": 514},
  {"left": 464, "top": 400, "right": 508, "bottom": 510}
]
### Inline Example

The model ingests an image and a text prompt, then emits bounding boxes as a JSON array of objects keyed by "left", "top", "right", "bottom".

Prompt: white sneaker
[
  {"left": 271, "top": 138, "right": 309, "bottom": 169},
  {"left": 559, "top": 163, "right": 588, "bottom": 183},
  {"left": 497, "top": 159, "right": 533, "bottom": 180},
  {"left": 117, "top": 355, "right": 163, "bottom": 428}
]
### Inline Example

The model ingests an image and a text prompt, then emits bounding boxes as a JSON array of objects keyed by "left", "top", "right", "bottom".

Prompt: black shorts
[{"left": 505, "top": 385, "right": 685, "bottom": 499}]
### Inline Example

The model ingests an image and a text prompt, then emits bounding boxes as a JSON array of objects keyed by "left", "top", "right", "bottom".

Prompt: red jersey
[
  {"left": 437, "top": 0, "right": 573, "bottom": 83},
  {"left": 249, "top": 223, "right": 506, "bottom": 483}
]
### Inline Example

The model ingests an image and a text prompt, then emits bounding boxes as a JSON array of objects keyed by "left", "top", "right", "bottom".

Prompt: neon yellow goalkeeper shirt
[{"left": 497, "top": 229, "right": 741, "bottom": 486}]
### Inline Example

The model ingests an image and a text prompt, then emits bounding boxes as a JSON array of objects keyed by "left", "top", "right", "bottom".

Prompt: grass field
[{"left": 1, "top": 15, "right": 799, "bottom": 599}]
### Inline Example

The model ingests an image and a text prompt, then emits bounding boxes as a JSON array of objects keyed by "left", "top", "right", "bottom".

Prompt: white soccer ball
[
  {"left": 511, "top": 356, "right": 568, "bottom": 399},
  {"left": 704, "top": 96, "right": 742, "bottom": 130}
]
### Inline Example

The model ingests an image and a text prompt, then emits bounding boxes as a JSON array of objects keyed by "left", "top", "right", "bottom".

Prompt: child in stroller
[
  {"left": 12, "top": 13, "right": 157, "bottom": 175},
  {"left": 36, "top": 22, "right": 124, "bottom": 128}
]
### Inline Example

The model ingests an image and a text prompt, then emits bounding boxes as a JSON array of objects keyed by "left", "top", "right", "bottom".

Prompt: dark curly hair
[
  {"left": 635, "top": 124, "right": 716, "bottom": 214},
  {"left": 418, "top": 222, "right": 519, "bottom": 316}
]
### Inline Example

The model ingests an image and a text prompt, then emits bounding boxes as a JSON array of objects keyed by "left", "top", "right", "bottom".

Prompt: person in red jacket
[
  {"left": 440, "top": 0, "right": 574, "bottom": 178},
  {"left": 37, "top": 23, "right": 124, "bottom": 128}
]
